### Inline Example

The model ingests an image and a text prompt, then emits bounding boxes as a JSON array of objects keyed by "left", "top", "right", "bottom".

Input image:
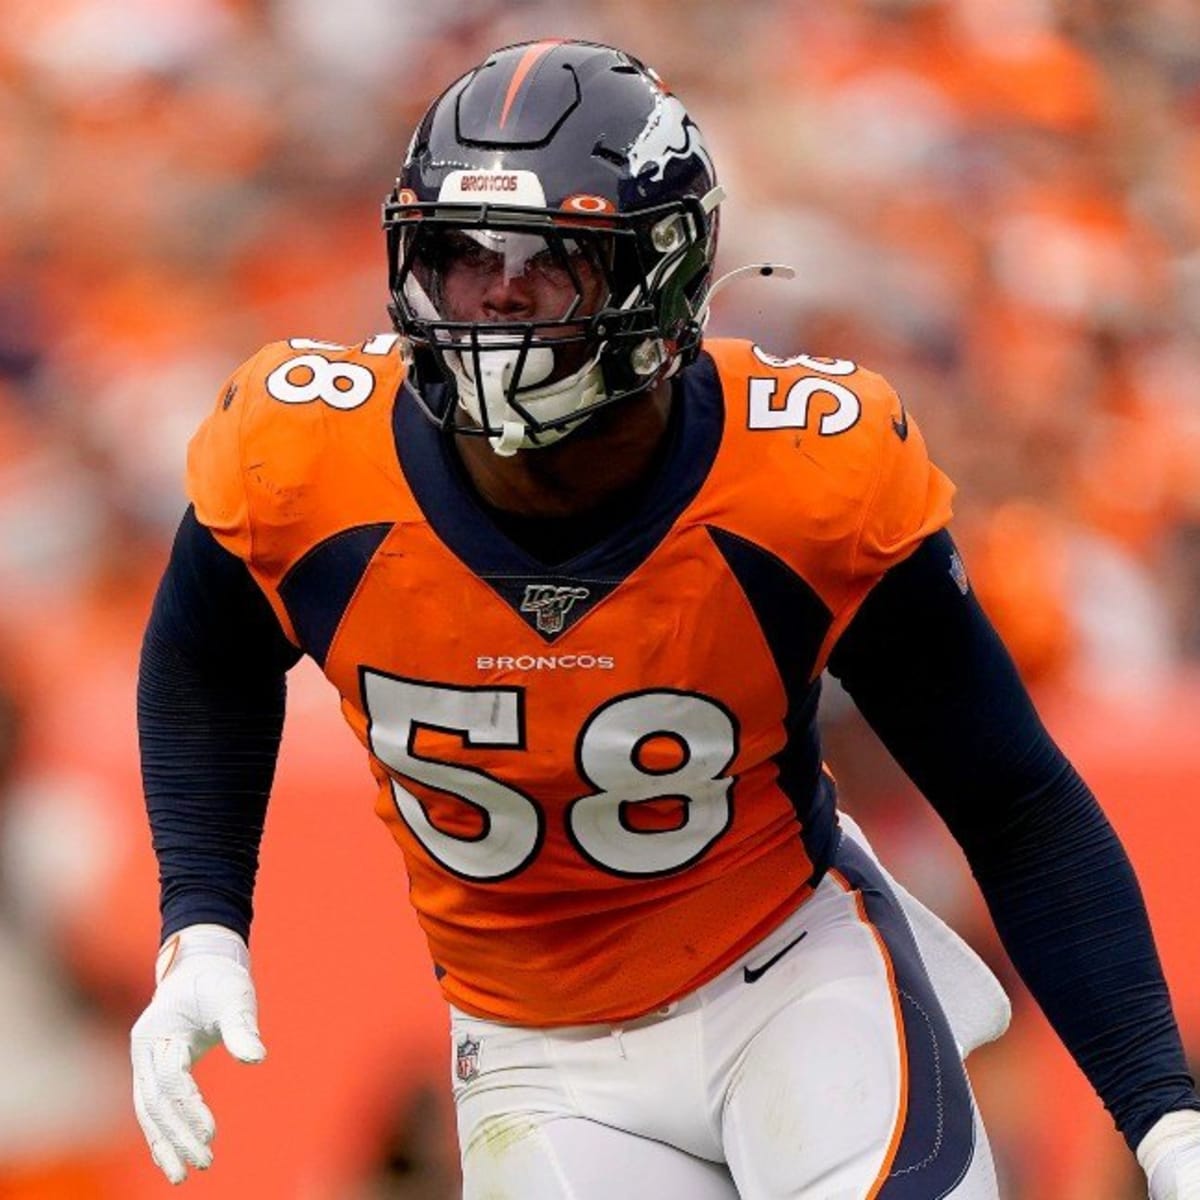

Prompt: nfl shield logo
[{"left": 456, "top": 1035, "right": 481, "bottom": 1083}]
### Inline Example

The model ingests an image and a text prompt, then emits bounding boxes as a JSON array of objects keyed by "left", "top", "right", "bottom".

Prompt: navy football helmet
[{"left": 383, "top": 40, "right": 723, "bottom": 454}]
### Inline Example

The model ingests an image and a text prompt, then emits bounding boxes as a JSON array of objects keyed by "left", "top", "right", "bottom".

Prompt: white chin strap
[{"left": 452, "top": 343, "right": 607, "bottom": 457}]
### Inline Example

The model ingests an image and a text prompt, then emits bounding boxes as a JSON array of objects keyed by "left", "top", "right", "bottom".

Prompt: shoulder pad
[
  {"left": 703, "top": 337, "right": 955, "bottom": 580},
  {"left": 187, "top": 335, "right": 408, "bottom": 565}
]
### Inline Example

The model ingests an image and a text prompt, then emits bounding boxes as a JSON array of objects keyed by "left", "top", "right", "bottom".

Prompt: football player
[{"left": 131, "top": 40, "right": 1200, "bottom": 1198}]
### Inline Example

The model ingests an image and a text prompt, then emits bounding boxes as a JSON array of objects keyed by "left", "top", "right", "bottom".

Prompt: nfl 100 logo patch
[
  {"left": 520, "top": 583, "right": 590, "bottom": 635},
  {"left": 456, "top": 1034, "right": 481, "bottom": 1083}
]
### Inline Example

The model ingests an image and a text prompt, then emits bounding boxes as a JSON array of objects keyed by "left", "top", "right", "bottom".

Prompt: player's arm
[
  {"left": 827, "top": 528, "right": 1200, "bottom": 1193},
  {"left": 133, "top": 505, "right": 301, "bottom": 1184}
]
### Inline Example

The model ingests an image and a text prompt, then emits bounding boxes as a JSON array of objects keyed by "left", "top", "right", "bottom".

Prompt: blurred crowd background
[{"left": 1, "top": 0, "right": 1199, "bottom": 1196}]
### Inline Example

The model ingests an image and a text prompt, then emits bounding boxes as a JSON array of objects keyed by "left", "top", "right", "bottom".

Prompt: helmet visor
[{"left": 409, "top": 226, "right": 612, "bottom": 329}]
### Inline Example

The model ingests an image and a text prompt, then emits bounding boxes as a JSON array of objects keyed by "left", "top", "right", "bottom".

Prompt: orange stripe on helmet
[{"left": 499, "top": 40, "right": 565, "bottom": 130}]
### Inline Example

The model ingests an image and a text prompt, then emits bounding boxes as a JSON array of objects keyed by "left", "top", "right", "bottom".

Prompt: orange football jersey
[{"left": 187, "top": 334, "right": 954, "bottom": 1025}]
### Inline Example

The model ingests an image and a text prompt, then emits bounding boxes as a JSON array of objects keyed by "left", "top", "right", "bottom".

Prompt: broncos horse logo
[{"left": 625, "top": 93, "right": 715, "bottom": 182}]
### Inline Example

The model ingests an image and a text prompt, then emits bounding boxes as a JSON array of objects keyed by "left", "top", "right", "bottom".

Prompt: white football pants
[{"left": 452, "top": 827, "right": 1004, "bottom": 1199}]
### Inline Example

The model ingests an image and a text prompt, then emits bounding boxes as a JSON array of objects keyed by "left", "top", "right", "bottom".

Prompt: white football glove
[
  {"left": 1139, "top": 1110, "right": 1200, "bottom": 1199},
  {"left": 130, "top": 923, "right": 266, "bottom": 1184}
]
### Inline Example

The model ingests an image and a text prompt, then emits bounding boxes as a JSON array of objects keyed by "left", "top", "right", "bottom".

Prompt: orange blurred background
[{"left": 1, "top": 0, "right": 1199, "bottom": 1195}]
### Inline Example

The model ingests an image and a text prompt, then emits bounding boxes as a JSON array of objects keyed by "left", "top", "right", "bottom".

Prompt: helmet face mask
[{"left": 383, "top": 40, "right": 722, "bottom": 454}]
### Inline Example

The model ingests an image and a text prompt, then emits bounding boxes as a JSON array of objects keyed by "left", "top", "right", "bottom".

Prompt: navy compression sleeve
[
  {"left": 827, "top": 529, "right": 1199, "bottom": 1148},
  {"left": 138, "top": 507, "right": 301, "bottom": 943}
]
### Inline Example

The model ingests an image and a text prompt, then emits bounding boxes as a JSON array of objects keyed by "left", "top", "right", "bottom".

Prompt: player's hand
[
  {"left": 1139, "top": 1110, "right": 1200, "bottom": 1199},
  {"left": 130, "top": 924, "right": 265, "bottom": 1184}
]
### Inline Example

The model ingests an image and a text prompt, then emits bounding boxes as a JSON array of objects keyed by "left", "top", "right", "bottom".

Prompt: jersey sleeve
[
  {"left": 186, "top": 347, "right": 270, "bottom": 566},
  {"left": 814, "top": 374, "right": 956, "bottom": 670},
  {"left": 851, "top": 382, "right": 955, "bottom": 581},
  {"left": 184, "top": 342, "right": 316, "bottom": 646}
]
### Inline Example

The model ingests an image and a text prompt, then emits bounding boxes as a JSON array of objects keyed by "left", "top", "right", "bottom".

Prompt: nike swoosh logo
[
  {"left": 743, "top": 931, "right": 808, "bottom": 984},
  {"left": 891, "top": 406, "right": 909, "bottom": 441}
]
